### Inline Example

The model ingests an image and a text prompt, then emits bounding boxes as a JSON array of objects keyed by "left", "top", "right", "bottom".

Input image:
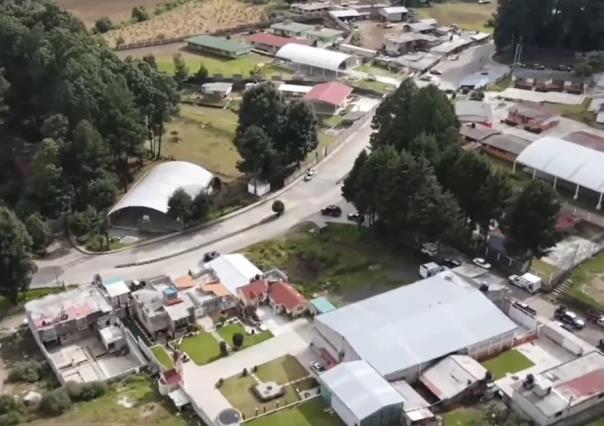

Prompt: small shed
[
  {"left": 378, "top": 6, "right": 408, "bottom": 22},
  {"left": 310, "top": 297, "right": 336, "bottom": 315}
]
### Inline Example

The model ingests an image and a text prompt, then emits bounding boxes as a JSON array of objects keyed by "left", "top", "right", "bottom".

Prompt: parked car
[
  {"left": 347, "top": 212, "right": 361, "bottom": 222},
  {"left": 557, "top": 309, "right": 585, "bottom": 329},
  {"left": 586, "top": 309, "right": 604, "bottom": 328},
  {"left": 430, "top": 69, "right": 442, "bottom": 75},
  {"left": 310, "top": 361, "right": 325, "bottom": 373},
  {"left": 203, "top": 251, "right": 220, "bottom": 262},
  {"left": 420, "top": 242, "right": 438, "bottom": 258},
  {"left": 321, "top": 205, "right": 342, "bottom": 217},
  {"left": 554, "top": 64, "right": 572, "bottom": 72},
  {"left": 512, "top": 301, "right": 537, "bottom": 316},
  {"left": 555, "top": 321, "right": 575, "bottom": 333},
  {"left": 441, "top": 258, "right": 462, "bottom": 268},
  {"left": 449, "top": 54, "right": 459, "bottom": 61},
  {"left": 304, "top": 169, "right": 316, "bottom": 182},
  {"left": 472, "top": 257, "right": 492, "bottom": 269}
]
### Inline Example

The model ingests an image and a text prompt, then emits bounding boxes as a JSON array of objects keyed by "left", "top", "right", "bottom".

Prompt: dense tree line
[
  {"left": 0, "top": 0, "right": 180, "bottom": 298},
  {"left": 233, "top": 83, "right": 318, "bottom": 183},
  {"left": 344, "top": 80, "right": 561, "bottom": 260},
  {"left": 494, "top": 0, "right": 604, "bottom": 52}
]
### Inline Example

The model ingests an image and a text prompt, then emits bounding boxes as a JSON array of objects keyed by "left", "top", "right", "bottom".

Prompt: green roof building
[
  {"left": 270, "top": 22, "right": 315, "bottom": 38},
  {"left": 304, "top": 28, "right": 344, "bottom": 47},
  {"left": 185, "top": 35, "right": 252, "bottom": 58}
]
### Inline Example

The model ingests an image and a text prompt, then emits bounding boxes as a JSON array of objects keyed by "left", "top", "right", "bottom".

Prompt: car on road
[
  {"left": 347, "top": 212, "right": 361, "bottom": 222},
  {"left": 556, "top": 309, "right": 585, "bottom": 329},
  {"left": 321, "top": 205, "right": 342, "bottom": 217},
  {"left": 587, "top": 309, "right": 604, "bottom": 328},
  {"left": 303, "top": 169, "right": 315, "bottom": 182},
  {"left": 554, "top": 64, "right": 572, "bottom": 72},
  {"left": 310, "top": 361, "right": 325, "bottom": 374},
  {"left": 430, "top": 69, "right": 442, "bottom": 75},
  {"left": 441, "top": 258, "right": 462, "bottom": 268},
  {"left": 472, "top": 257, "right": 492, "bottom": 269},
  {"left": 529, "top": 63, "right": 545, "bottom": 70},
  {"left": 203, "top": 251, "right": 220, "bottom": 262}
]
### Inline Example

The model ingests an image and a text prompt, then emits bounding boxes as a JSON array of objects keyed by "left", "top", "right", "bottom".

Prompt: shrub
[
  {"left": 216, "top": 378, "right": 224, "bottom": 388},
  {"left": 219, "top": 341, "right": 228, "bottom": 357},
  {"left": 232, "top": 332, "right": 244, "bottom": 349},
  {"left": 8, "top": 362, "right": 41, "bottom": 383},
  {"left": 0, "top": 396, "right": 24, "bottom": 415},
  {"left": 39, "top": 388, "right": 72, "bottom": 416},
  {"left": 242, "top": 368, "right": 248, "bottom": 377},
  {"left": 131, "top": 6, "right": 149, "bottom": 22},
  {"left": 272, "top": 200, "right": 285, "bottom": 215},
  {"left": 0, "top": 411, "right": 23, "bottom": 426},
  {"left": 79, "top": 381, "right": 107, "bottom": 401},
  {"left": 94, "top": 16, "right": 113, "bottom": 33}
]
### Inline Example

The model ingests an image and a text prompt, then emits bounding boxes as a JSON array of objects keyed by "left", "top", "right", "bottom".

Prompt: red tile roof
[
  {"left": 238, "top": 279, "right": 269, "bottom": 303},
  {"left": 249, "top": 32, "right": 309, "bottom": 49},
  {"left": 269, "top": 282, "right": 308, "bottom": 311},
  {"left": 304, "top": 81, "right": 353, "bottom": 107},
  {"left": 161, "top": 369, "right": 181, "bottom": 385}
]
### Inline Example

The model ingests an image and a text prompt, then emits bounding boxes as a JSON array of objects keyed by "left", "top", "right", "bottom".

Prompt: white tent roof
[
  {"left": 320, "top": 360, "right": 404, "bottom": 420},
  {"left": 381, "top": 6, "right": 408, "bottom": 14},
  {"left": 205, "top": 254, "right": 262, "bottom": 294},
  {"left": 516, "top": 136, "right": 604, "bottom": 193},
  {"left": 109, "top": 161, "right": 214, "bottom": 216},
  {"left": 315, "top": 272, "right": 517, "bottom": 377},
  {"left": 276, "top": 44, "right": 352, "bottom": 71}
]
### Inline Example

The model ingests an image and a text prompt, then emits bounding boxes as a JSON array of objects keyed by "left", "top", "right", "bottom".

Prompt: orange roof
[
  {"left": 201, "top": 282, "right": 231, "bottom": 298},
  {"left": 174, "top": 275, "right": 197, "bottom": 289},
  {"left": 239, "top": 279, "right": 270, "bottom": 303},
  {"left": 269, "top": 282, "right": 308, "bottom": 310}
]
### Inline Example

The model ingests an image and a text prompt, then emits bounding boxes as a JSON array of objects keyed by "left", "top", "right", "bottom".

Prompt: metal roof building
[
  {"left": 313, "top": 272, "right": 518, "bottom": 381},
  {"left": 108, "top": 161, "right": 214, "bottom": 231},
  {"left": 205, "top": 254, "right": 262, "bottom": 295},
  {"left": 515, "top": 136, "right": 604, "bottom": 208},
  {"left": 276, "top": 44, "right": 357, "bottom": 76},
  {"left": 185, "top": 35, "right": 252, "bottom": 58},
  {"left": 319, "top": 360, "right": 405, "bottom": 426},
  {"left": 481, "top": 133, "right": 532, "bottom": 156},
  {"left": 419, "top": 355, "right": 488, "bottom": 402}
]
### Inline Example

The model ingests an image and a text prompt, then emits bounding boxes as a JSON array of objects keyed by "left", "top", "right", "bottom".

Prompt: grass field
[
  {"left": 255, "top": 355, "right": 308, "bottom": 384},
  {"left": 244, "top": 223, "right": 419, "bottom": 304},
  {"left": 442, "top": 407, "right": 485, "bottom": 426},
  {"left": 482, "top": 350, "right": 534, "bottom": 379},
  {"left": 217, "top": 323, "right": 273, "bottom": 350},
  {"left": 413, "top": 1, "right": 497, "bottom": 33},
  {"left": 164, "top": 104, "right": 241, "bottom": 181},
  {"left": 151, "top": 345, "right": 174, "bottom": 369},
  {"left": 567, "top": 250, "right": 604, "bottom": 310},
  {"left": 549, "top": 99, "right": 595, "bottom": 124},
  {"left": 179, "top": 332, "right": 222, "bottom": 365},
  {"left": 246, "top": 399, "right": 343, "bottom": 426},
  {"left": 28, "top": 375, "right": 187, "bottom": 426},
  {"left": 104, "top": 0, "right": 267, "bottom": 46}
]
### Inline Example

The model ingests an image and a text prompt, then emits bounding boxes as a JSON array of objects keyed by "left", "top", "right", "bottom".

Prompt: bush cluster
[
  {"left": 40, "top": 381, "right": 107, "bottom": 417},
  {"left": 8, "top": 362, "right": 42, "bottom": 383}
]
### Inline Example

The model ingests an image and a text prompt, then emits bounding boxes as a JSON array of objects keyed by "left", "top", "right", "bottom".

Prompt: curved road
[{"left": 32, "top": 119, "right": 374, "bottom": 288}]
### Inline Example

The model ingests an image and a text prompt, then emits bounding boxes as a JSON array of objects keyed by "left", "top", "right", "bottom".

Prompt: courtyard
[
  {"left": 482, "top": 349, "right": 535, "bottom": 380},
  {"left": 246, "top": 398, "right": 343, "bottom": 426},
  {"left": 179, "top": 332, "right": 222, "bottom": 365},
  {"left": 217, "top": 323, "right": 273, "bottom": 350}
]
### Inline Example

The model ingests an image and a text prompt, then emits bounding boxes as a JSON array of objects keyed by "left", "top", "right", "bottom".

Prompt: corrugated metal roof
[
  {"left": 205, "top": 254, "right": 262, "bottom": 294},
  {"left": 481, "top": 133, "right": 532, "bottom": 155},
  {"left": 419, "top": 355, "right": 487, "bottom": 401},
  {"left": 249, "top": 32, "right": 308, "bottom": 48},
  {"left": 320, "top": 360, "right": 404, "bottom": 420},
  {"left": 315, "top": 273, "right": 518, "bottom": 377},
  {"left": 276, "top": 44, "right": 353, "bottom": 71},
  {"left": 516, "top": 136, "right": 604, "bottom": 193},
  {"left": 186, "top": 35, "right": 251, "bottom": 54},
  {"left": 270, "top": 22, "right": 314, "bottom": 34}
]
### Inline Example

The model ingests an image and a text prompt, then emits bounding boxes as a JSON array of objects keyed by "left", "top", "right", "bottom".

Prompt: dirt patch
[
  {"left": 104, "top": 0, "right": 267, "bottom": 47},
  {"left": 57, "top": 0, "right": 167, "bottom": 27},
  {"left": 357, "top": 20, "right": 402, "bottom": 50}
]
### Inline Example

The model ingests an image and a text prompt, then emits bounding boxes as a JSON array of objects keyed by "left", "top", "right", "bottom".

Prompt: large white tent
[
  {"left": 515, "top": 136, "right": 604, "bottom": 208},
  {"left": 275, "top": 44, "right": 356, "bottom": 75}
]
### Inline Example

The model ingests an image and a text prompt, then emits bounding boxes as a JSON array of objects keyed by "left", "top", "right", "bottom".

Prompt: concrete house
[
  {"left": 303, "top": 81, "right": 353, "bottom": 115},
  {"left": 378, "top": 6, "right": 408, "bottom": 22}
]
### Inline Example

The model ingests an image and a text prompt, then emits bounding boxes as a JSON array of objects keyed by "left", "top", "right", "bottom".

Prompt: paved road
[{"left": 32, "top": 119, "right": 374, "bottom": 288}]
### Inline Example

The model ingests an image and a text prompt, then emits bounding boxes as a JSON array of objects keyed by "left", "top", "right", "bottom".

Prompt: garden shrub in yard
[
  {"left": 39, "top": 388, "right": 72, "bottom": 416},
  {"left": 0, "top": 395, "right": 24, "bottom": 415},
  {"left": 65, "top": 381, "right": 107, "bottom": 402},
  {"left": 0, "top": 411, "right": 23, "bottom": 426},
  {"left": 8, "top": 361, "right": 41, "bottom": 383}
]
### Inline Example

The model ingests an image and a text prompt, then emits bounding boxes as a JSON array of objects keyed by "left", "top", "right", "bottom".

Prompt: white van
[
  {"left": 419, "top": 262, "right": 446, "bottom": 279},
  {"left": 508, "top": 272, "right": 542, "bottom": 294}
]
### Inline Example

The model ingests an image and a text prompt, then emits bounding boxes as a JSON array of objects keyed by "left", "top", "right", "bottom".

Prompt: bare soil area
[{"left": 57, "top": 0, "right": 167, "bottom": 27}]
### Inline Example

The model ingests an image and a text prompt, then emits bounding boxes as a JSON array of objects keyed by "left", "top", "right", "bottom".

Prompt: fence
[{"left": 283, "top": 104, "right": 378, "bottom": 186}]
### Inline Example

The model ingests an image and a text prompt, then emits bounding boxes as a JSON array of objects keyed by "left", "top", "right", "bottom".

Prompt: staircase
[{"left": 552, "top": 278, "right": 573, "bottom": 300}]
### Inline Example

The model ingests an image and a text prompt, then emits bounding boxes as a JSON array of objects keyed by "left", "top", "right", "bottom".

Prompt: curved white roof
[
  {"left": 109, "top": 161, "right": 214, "bottom": 216},
  {"left": 516, "top": 136, "right": 604, "bottom": 193},
  {"left": 276, "top": 44, "right": 352, "bottom": 71}
]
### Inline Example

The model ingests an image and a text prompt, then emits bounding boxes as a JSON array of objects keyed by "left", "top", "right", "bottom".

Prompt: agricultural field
[
  {"left": 413, "top": 1, "right": 497, "bottom": 33},
  {"left": 104, "top": 0, "right": 267, "bottom": 46},
  {"left": 57, "top": 0, "right": 166, "bottom": 26}
]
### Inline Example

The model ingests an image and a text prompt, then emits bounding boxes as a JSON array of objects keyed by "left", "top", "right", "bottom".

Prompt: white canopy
[
  {"left": 516, "top": 136, "right": 604, "bottom": 193},
  {"left": 276, "top": 44, "right": 352, "bottom": 71}
]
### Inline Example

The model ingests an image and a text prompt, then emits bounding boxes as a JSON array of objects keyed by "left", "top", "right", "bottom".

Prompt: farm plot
[
  {"left": 413, "top": 1, "right": 496, "bottom": 33},
  {"left": 57, "top": 0, "right": 167, "bottom": 27},
  {"left": 104, "top": 0, "right": 267, "bottom": 46}
]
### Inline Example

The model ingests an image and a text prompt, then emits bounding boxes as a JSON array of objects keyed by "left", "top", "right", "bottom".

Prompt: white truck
[
  {"left": 419, "top": 262, "right": 447, "bottom": 279},
  {"left": 508, "top": 272, "right": 542, "bottom": 294}
]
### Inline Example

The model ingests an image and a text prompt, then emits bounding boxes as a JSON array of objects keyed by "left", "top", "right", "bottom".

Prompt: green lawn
[
  {"left": 244, "top": 223, "right": 417, "bottom": 303},
  {"left": 151, "top": 345, "right": 174, "bottom": 369},
  {"left": 549, "top": 99, "right": 595, "bottom": 124},
  {"left": 246, "top": 398, "right": 343, "bottom": 426},
  {"left": 442, "top": 407, "right": 485, "bottom": 426},
  {"left": 589, "top": 418, "right": 604, "bottom": 426},
  {"left": 165, "top": 103, "right": 241, "bottom": 181},
  {"left": 342, "top": 77, "right": 394, "bottom": 94},
  {"left": 482, "top": 350, "right": 535, "bottom": 379},
  {"left": 567, "top": 250, "right": 604, "bottom": 310},
  {"left": 255, "top": 355, "right": 309, "bottom": 384},
  {"left": 413, "top": 1, "right": 497, "bottom": 33},
  {"left": 157, "top": 51, "right": 291, "bottom": 77},
  {"left": 179, "top": 332, "right": 222, "bottom": 365},
  {"left": 28, "top": 375, "right": 187, "bottom": 426},
  {"left": 217, "top": 323, "right": 273, "bottom": 350}
]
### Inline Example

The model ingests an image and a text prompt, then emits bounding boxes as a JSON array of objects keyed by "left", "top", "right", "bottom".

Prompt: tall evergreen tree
[{"left": 0, "top": 207, "right": 35, "bottom": 303}]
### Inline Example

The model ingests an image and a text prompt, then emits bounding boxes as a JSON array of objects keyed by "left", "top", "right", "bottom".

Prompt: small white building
[
  {"left": 290, "top": 2, "right": 331, "bottom": 16},
  {"left": 378, "top": 6, "right": 408, "bottom": 22},
  {"left": 202, "top": 82, "right": 233, "bottom": 98}
]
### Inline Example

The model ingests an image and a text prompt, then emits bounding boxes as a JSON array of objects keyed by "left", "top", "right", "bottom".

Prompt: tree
[
  {"left": 235, "top": 126, "right": 273, "bottom": 178},
  {"left": 370, "top": 79, "right": 417, "bottom": 149},
  {"left": 195, "top": 62, "right": 209, "bottom": 83},
  {"left": 272, "top": 200, "right": 285, "bottom": 215},
  {"left": 24, "top": 214, "right": 53, "bottom": 255},
  {"left": 235, "top": 82, "right": 285, "bottom": 142},
  {"left": 501, "top": 180, "right": 561, "bottom": 260},
  {"left": 94, "top": 17, "right": 113, "bottom": 33},
  {"left": 232, "top": 332, "right": 244, "bottom": 349},
  {"left": 173, "top": 53, "right": 189, "bottom": 86},
  {"left": 278, "top": 101, "right": 318, "bottom": 165},
  {"left": 131, "top": 6, "right": 149, "bottom": 22},
  {"left": 86, "top": 175, "right": 118, "bottom": 212},
  {"left": 40, "top": 388, "right": 72, "bottom": 416},
  {"left": 69, "top": 206, "right": 101, "bottom": 237},
  {"left": 342, "top": 150, "right": 368, "bottom": 205},
  {"left": 167, "top": 188, "right": 192, "bottom": 227},
  {"left": 0, "top": 207, "right": 35, "bottom": 303},
  {"left": 142, "top": 54, "right": 157, "bottom": 69},
  {"left": 191, "top": 191, "right": 211, "bottom": 224}
]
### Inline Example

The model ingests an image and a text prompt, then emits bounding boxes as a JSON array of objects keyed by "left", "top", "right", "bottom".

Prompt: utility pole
[{"left": 512, "top": 36, "right": 523, "bottom": 69}]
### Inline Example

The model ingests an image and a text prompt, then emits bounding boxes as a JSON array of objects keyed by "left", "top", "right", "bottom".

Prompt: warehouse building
[
  {"left": 276, "top": 44, "right": 358, "bottom": 77},
  {"left": 378, "top": 6, "right": 408, "bottom": 22},
  {"left": 185, "top": 35, "right": 252, "bottom": 58},
  {"left": 319, "top": 360, "right": 405, "bottom": 426},
  {"left": 313, "top": 272, "right": 518, "bottom": 382}
]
